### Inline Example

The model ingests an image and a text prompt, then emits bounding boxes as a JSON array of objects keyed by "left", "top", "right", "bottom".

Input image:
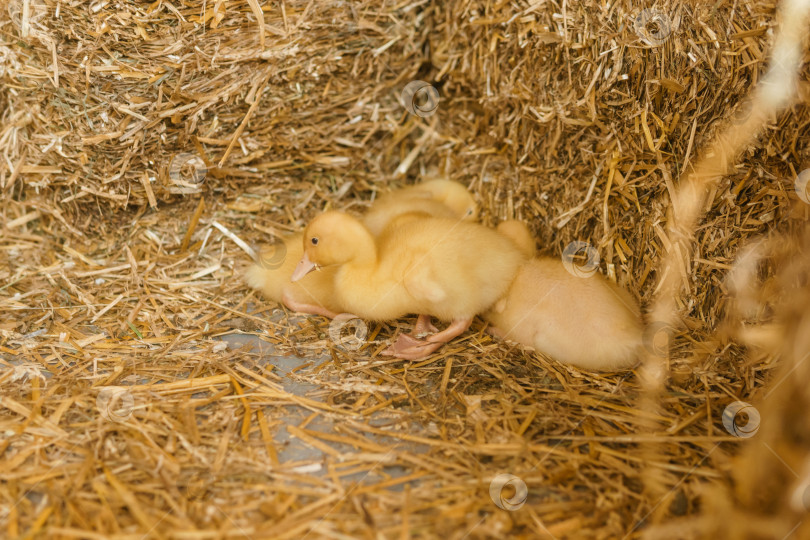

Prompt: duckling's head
[
  {"left": 418, "top": 179, "right": 478, "bottom": 221},
  {"left": 290, "top": 211, "right": 374, "bottom": 282}
]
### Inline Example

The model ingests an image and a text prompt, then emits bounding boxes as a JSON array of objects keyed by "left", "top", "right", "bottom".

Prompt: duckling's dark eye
[{"left": 311, "top": 237, "right": 319, "bottom": 246}]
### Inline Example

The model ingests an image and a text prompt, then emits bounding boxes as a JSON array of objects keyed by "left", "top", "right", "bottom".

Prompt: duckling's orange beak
[{"left": 290, "top": 252, "right": 317, "bottom": 282}]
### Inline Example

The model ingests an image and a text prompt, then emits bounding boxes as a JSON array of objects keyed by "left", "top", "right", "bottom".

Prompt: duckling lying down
[
  {"left": 244, "top": 179, "right": 477, "bottom": 320},
  {"left": 487, "top": 221, "right": 644, "bottom": 371},
  {"left": 246, "top": 233, "right": 343, "bottom": 318},
  {"left": 291, "top": 211, "right": 527, "bottom": 360}
]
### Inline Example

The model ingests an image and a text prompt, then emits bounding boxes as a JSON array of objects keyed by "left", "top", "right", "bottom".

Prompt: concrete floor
[{"left": 220, "top": 328, "right": 425, "bottom": 486}]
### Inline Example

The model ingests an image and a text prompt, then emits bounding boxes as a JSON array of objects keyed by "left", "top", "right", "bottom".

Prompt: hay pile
[{"left": 2, "top": 0, "right": 810, "bottom": 537}]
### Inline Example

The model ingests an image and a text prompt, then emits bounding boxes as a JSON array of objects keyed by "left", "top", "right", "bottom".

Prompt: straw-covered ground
[{"left": 2, "top": 0, "right": 810, "bottom": 538}]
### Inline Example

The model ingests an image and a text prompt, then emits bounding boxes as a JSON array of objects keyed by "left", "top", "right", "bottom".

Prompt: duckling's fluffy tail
[
  {"left": 244, "top": 261, "right": 286, "bottom": 302},
  {"left": 244, "top": 238, "right": 301, "bottom": 302}
]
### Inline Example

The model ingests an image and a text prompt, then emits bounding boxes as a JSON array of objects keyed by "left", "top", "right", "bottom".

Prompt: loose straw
[{"left": 639, "top": 0, "right": 810, "bottom": 500}]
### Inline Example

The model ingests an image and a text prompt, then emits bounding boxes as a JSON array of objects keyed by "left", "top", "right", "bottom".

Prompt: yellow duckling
[
  {"left": 485, "top": 222, "right": 643, "bottom": 371},
  {"left": 496, "top": 220, "right": 537, "bottom": 258},
  {"left": 290, "top": 211, "right": 527, "bottom": 359},
  {"left": 245, "top": 179, "right": 478, "bottom": 318},
  {"left": 245, "top": 233, "right": 342, "bottom": 318},
  {"left": 363, "top": 178, "right": 478, "bottom": 235}
]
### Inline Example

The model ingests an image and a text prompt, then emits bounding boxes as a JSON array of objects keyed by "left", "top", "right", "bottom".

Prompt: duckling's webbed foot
[
  {"left": 281, "top": 291, "right": 339, "bottom": 319},
  {"left": 380, "top": 315, "right": 439, "bottom": 359},
  {"left": 424, "top": 318, "right": 473, "bottom": 344},
  {"left": 412, "top": 314, "right": 439, "bottom": 336},
  {"left": 383, "top": 317, "right": 473, "bottom": 361},
  {"left": 382, "top": 336, "right": 445, "bottom": 361}
]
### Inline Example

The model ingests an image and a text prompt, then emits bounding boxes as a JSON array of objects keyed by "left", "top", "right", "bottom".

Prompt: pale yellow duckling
[
  {"left": 496, "top": 220, "right": 537, "bottom": 258},
  {"left": 290, "top": 211, "right": 527, "bottom": 360},
  {"left": 484, "top": 222, "right": 643, "bottom": 371},
  {"left": 363, "top": 179, "right": 478, "bottom": 235},
  {"left": 244, "top": 234, "right": 341, "bottom": 318},
  {"left": 245, "top": 179, "right": 478, "bottom": 318}
]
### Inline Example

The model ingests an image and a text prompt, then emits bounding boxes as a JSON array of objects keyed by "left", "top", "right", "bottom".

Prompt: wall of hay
[
  {"left": 2, "top": 0, "right": 810, "bottom": 537},
  {"left": 4, "top": 0, "right": 808, "bottom": 329}
]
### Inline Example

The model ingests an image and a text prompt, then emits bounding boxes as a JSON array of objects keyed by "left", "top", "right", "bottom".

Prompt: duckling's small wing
[{"left": 403, "top": 262, "right": 447, "bottom": 304}]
